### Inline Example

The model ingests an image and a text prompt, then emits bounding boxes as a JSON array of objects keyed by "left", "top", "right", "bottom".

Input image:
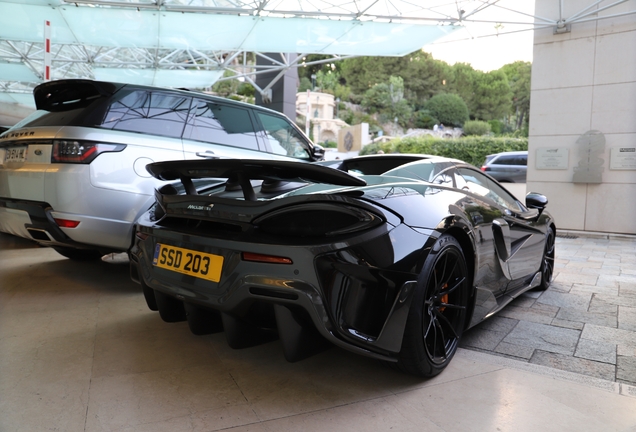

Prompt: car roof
[
  {"left": 488, "top": 151, "right": 528, "bottom": 157},
  {"left": 32, "top": 79, "right": 286, "bottom": 117}
]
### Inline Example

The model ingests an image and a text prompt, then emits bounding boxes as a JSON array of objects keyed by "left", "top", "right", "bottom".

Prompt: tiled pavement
[{"left": 461, "top": 232, "right": 636, "bottom": 385}]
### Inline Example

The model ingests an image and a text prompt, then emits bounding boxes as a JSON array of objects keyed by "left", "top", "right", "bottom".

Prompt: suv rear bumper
[{"left": 0, "top": 197, "right": 116, "bottom": 252}]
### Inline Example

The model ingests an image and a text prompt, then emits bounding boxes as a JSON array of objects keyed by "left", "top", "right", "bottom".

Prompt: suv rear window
[
  {"left": 183, "top": 98, "right": 259, "bottom": 150},
  {"left": 101, "top": 90, "right": 191, "bottom": 139},
  {"left": 257, "top": 112, "right": 310, "bottom": 158}
]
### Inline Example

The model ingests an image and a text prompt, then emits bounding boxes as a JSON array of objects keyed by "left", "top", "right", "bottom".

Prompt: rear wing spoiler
[
  {"left": 146, "top": 159, "right": 367, "bottom": 201},
  {"left": 34, "top": 80, "right": 122, "bottom": 111}
]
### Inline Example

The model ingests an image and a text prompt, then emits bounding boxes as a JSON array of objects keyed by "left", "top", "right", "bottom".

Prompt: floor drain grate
[{"left": 556, "top": 235, "right": 579, "bottom": 239}]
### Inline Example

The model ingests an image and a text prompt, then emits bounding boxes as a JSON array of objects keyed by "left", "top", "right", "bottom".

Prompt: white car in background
[
  {"left": 480, "top": 151, "right": 528, "bottom": 183},
  {"left": 0, "top": 79, "right": 323, "bottom": 260}
]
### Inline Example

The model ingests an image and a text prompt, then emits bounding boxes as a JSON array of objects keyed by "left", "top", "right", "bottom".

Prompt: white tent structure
[{"left": 2, "top": 0, "right": 632, "bottom": 110}]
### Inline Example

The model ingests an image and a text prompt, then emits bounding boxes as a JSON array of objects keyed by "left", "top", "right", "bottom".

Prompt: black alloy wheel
[
  {"left": 396, "top": 234, "right": 469, "bottom": 377},
  {"left": 537, "top": 226, "right": 555, "bottom": 291}
]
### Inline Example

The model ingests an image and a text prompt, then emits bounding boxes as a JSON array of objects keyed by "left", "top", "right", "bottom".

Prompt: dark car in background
[
  {"left": 130, "top": 154, "right": 555, "bottom": 377},
  {"left": 481, "top": 150, "right": 528, "bottom": 183}
]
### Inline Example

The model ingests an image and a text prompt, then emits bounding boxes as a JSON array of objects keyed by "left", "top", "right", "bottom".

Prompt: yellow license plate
[{"left": 152, "top": 243, "right": 223, "bottom": 282}]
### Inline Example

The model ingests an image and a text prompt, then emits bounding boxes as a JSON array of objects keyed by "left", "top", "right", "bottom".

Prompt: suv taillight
[
  {"left": 52, "top": 140, "right": 126, "bottom": 164},
  {"left": 480, "top": 166, "right": 490, "bottom": 172}
]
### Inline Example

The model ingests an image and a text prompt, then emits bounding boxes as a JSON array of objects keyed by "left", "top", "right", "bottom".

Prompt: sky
[
  {"left": 422, "top": 0, "right": 537, "bottom": 71},
  {"left": 424, "top": 27, "right": 535, "bottom": 71}
]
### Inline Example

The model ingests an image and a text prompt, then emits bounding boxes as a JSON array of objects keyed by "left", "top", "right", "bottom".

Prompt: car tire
[
  {"left": 52, "top": 246, "right": 103, "bottom": 261},
  {"left": 395, "top": 234, "right": 469, "bottom": 377},
  {"left": 536, "top": 226, "right": 555, "bottom": 291}
]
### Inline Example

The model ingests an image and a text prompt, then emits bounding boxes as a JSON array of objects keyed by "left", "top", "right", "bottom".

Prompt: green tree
[
  {"left": 399, "top": 53, "right": 450, "bottom": 106},
  {"left": 315, "top": 69, "right": 351, "bottom": 100},
  {"left": 211, "top": 70, "right": 240, "bottom": 97},
  {"left": 298, "top": 76, "right": 312, "bottom": 92},
  {"left": 340, "top": 57, "right": 399, "bottom": 94},
  {"left": 448, "top": 63, "right": 478, "bottom": 115},
  {"left": 339, "top": 53, "right": 448, "bottom": 104},
  {"left": 471, "top": 70, "right": 512, "bottom": 121},
  {"left": 500, "top": 61, "right": 531, "bottom": 130},
  {"left": 237, "top": 82, "right": 255, "bottom": 97},
  {"left": 297, "top": 54, "right": 339, "bottom": 81},
  {"left": 361, "top": 83, "right": 391, "bottom": 113},
  {"left": 423, "top": 93, "right": 469, "bottom": 127},
  {"left": 359, "top": 76, "right": 412, "bottom": 127}
]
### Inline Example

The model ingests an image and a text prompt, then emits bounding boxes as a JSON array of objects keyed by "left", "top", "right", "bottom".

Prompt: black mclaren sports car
[{"left": 130, "top": 155, "right": 556, "bottom": 377}]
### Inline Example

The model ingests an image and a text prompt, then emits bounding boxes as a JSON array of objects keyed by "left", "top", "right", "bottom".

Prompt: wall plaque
[
  {"left": 536, "top": 148, "right": 569, "bottom": 169},
  {"left": 610, "top": 147, "right": 636, "bottom": 170},
  {"left": 573, "top": 130, "right": 605, "bottom": 183}
]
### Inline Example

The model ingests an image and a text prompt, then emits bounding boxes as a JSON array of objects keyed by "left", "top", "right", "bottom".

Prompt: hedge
[{"left": 359, "top": 136, "right": 528, "bottom": 167}]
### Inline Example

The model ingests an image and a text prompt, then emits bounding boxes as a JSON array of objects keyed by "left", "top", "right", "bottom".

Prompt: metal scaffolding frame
[{"left": 0, "top": 0, "right": 634, "bottom": 102}]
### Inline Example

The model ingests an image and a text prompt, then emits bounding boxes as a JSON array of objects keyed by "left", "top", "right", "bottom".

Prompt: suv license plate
[
  {"left": 152, "top": 243, "right": 223, "bottom": 282},
  {"left": 4, "top": 146, "right": 28, "bottom": 163}
]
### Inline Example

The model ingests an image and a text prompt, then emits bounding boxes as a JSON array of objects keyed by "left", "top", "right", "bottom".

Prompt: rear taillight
[
  {"left": 480, "top": 166, "right": 490, "bottom": 172},
  {"left": 54, "top": 218, "right": 80, "bottom": 228},
  {"left": 242, "top": 252, "right": 293, "bottom": 264},
  {"left": 52, "top": 140, "right": 125, "bottom": 164}
]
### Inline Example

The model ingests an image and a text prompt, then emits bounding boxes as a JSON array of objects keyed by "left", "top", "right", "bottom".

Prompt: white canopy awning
[{"left": 1, "top": 0, "right": 634, "bottom": 108}]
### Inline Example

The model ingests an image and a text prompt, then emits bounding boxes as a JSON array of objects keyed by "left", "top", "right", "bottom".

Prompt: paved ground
[
  {"left": 3, "top": 232, "right": 636, "bottom": 432},
  {"left": 461, "top": 232, "right": 636, "bottom": 385}
]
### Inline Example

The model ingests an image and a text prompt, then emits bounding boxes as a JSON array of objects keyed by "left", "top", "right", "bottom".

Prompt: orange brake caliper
[{"left": 439, "top": 283, "right": 449, "bottom": 312}]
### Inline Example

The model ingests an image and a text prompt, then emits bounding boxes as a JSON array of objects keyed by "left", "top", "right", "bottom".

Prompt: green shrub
[
  {"left": 361, "top": 83, "right": 391, "bottom": 114},
  {"left": 338, "top": 108, "right": 354, "bottom": 124},
  {"left": 236, "top": 82, "right": 255, "bottom": 97},
  {"left": 298, "top": 77, "right": 312, "bottom": 92},
  {"left": 359, "top": 136, "right": 528, "bottom": 167},
  {"left": 488, "top": 119, "right": 504, "bottom": 135},
  {"left": 423, "top": 94, "right": 469, "bottom": 127},
  {"left": 358, "top": 141, "right": 396, "bottom": 156},
  {"left": 413, "top": 110, "right": 439, "bottom": 129},
  {"left": 323, "top": 140, "right": 338, "bottom": 148},
  {"left": 463, "top": 120, "right": 491, "bottom": 136}
]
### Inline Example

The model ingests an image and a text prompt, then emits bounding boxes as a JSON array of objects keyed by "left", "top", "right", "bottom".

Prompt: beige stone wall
[{"left": 528, "top": 0, "right": 636, "bottom": 234}]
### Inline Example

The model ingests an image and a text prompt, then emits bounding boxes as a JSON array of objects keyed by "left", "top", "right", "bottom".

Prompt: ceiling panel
[{"left": 94, "top": 67, "right": 224, "bottom": 87}]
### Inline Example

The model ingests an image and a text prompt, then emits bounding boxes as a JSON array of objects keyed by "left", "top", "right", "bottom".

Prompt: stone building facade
[{"left": 528, "top": 0, "right": 636, "bottom": 234}]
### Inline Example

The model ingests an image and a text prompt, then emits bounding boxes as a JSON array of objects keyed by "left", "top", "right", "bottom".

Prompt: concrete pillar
[{"left": 255, "top": 53, "right": 298, "bottom": 120}]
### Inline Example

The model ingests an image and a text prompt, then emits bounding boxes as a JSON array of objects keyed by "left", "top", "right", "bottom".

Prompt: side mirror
[
  {"left": 310, "top": 144, "right": 325, "bottom": 161},
  {"left": 526, "top": 192, "right": 548, "bottom": 210}
]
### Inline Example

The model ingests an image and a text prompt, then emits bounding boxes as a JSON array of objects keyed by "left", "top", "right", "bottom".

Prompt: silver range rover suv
[{"left": 0, "top": 80, "right": 324, "bottom": 260}]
